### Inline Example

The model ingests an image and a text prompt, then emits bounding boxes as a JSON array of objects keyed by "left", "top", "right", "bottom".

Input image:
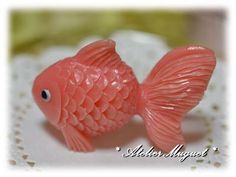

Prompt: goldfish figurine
[{"left": 32, "top": 40, "right": 216, "bottom": 152}]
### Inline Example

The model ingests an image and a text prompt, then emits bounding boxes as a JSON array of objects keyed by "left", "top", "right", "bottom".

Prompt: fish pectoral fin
[{"left": 61, "top": 124, "right": 94, "bottom": 152}]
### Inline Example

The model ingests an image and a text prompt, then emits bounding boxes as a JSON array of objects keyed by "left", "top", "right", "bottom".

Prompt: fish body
[
  {"left": 32, "top": 40, "right": 216, "bottom": 152},
  {"left": 55, "top": 57, "right": 138, "bottom": 136}
]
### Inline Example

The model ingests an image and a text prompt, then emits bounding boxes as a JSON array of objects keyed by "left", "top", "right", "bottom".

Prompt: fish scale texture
[{"left": 57, "top": 58, "right": 139, "bottom": 136}]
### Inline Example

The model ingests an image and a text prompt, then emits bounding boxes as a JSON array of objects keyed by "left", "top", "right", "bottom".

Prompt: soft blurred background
[{"left": 10, "top": 9, "right": 226, "bottom": 60}]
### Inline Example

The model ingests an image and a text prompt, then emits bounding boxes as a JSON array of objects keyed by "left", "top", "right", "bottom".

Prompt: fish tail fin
[{"left": 137, "top": 46, "right": 216, "bottom": 152}]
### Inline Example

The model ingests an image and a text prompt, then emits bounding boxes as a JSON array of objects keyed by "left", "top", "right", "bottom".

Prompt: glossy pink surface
[{"left": 32, "top": 40, "right": 216, "bottom": 152}]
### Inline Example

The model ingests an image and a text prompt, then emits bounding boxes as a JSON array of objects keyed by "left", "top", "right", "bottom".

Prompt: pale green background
[
  {"left": 10, "top": 10, "right": 189, "bottom": 56},
  {"left": 10, "top": 10, "right": 225, "bottom": 59}
]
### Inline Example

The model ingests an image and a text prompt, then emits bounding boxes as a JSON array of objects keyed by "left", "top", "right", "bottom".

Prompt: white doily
[{"left": 9, "top": 30, "right": 227, "bottom": 170}]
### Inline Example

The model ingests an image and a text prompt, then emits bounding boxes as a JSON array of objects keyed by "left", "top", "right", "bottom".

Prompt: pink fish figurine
[{"left": 32, "top": 40, "right": 216, "bottom": 152}]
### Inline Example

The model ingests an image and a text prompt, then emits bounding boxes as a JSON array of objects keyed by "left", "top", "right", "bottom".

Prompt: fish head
[{"left": 32, "top": 61, "right": 63, "bottom": 127}]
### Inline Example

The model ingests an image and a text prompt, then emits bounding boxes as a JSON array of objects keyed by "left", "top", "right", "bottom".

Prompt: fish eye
[{"left": 41, "top": 89, "right": 51, "bottom": 102}]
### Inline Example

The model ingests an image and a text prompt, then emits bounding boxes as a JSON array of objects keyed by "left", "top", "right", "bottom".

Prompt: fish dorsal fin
[{"left": 74, "top": 39, "right": 122, "bottom": 69}]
